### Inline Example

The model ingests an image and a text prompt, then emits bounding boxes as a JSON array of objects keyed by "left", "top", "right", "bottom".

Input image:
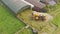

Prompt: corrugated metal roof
[
  {"left": 48, "top": 0, "right": 56, "bottom": 6},
  {"left": 46, "top": 0, "right": 52, "bottom": 2},
  {"left": 25, "top": 0, "right": 46, "bottom": 9},
  {"left": 54, "top": 0, "right": 58, "bottom": 3},
  {"left": 41, "top": 0, "right": 56, "bottom": 3},
  {"left": 1, "top": 0, "right": 30, "bottom": 14}
]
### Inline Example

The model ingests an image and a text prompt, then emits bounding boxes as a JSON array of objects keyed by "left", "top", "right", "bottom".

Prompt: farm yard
[
  {"left": 17, "top": 1, "right": 60, "bottom": 34},
  {"left": 0, "top": 0, "right": 60, "bottom": 34},
  {"left": 17, "top": 7, "right": 56, "bottom": 34}
]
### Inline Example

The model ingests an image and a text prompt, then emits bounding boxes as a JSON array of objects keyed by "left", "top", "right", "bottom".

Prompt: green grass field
[{"left": 0, "top": 3, "right": 33, "bottom": 34}]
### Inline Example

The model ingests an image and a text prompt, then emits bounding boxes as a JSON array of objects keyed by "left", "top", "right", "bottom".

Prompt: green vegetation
[{"left": 0, "top": 3, "right": 33, "bottom": 34}]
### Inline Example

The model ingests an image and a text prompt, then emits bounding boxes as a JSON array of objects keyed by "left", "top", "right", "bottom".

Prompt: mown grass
[{"left": 0, "top": 3, "right": 33, "bottom": 34}]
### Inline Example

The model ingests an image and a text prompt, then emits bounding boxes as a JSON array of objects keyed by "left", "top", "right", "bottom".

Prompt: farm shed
[
  {"left": 25, "top": 0, "right": 46, "bottom": 9},
  {"left": 32, "top": 6, "right": 47, "bottom": 12},
  {"left": 54, "top": 0, "right": 59, "bottom": 3},
  {"left": 40, "top": 0, "right": 46, "bottom": 4},
  {"left": 40, "top": 0, "right": 56, "bottom": 5},
  {"left": 1, "top": 0, "right": 31, "bottom": 14}
]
